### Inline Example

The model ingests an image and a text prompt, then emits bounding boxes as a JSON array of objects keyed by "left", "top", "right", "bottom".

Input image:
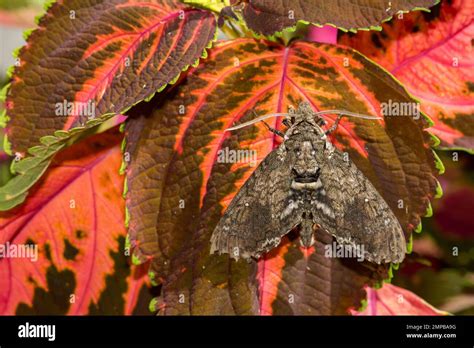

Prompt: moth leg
[
  {"left": 262, "top": 120, "right": 285, "bottom": 138},
  {"left": 325, "top": 113, "right": 344, "bottom": 135}
]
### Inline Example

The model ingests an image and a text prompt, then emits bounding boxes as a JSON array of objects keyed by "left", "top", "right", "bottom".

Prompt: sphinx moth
[{"left": 211, "top": 102, "right": 406, "bottom": 264}]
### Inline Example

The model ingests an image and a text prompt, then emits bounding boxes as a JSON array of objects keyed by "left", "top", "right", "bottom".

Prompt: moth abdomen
[{"left": 299, "top": 217, "right": 315, "bottom": 247}]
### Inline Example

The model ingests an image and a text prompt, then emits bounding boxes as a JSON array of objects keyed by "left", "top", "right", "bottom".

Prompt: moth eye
[{"left": 311, "top": 150, "right": 316, "bottom": 155}]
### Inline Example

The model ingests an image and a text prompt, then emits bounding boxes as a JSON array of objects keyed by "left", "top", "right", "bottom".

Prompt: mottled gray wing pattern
[
  {"left": 316, "top": 144, "right": 406, "bottom": 264},
  {"left": 210, "top": 145, "right": 301, "bottom": 260}
]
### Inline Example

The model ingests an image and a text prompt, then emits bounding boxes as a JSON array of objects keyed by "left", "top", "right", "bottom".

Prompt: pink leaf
[{"left": 352, "top": 283, "right": 448, "bottom": 315}]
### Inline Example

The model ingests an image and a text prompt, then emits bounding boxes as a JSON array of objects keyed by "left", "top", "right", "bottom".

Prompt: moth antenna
[
  {"left": 314, "top": 110, "right": 381, "bottom": 120},
  {"left": 321, "top": 110, "right": 381, "bottom": 135},
  {"left": 226, "top": 109, "right": 379, "bottom": 132},
  {"left": 226, "top": 113, "right": 290, "bottom": 131}
]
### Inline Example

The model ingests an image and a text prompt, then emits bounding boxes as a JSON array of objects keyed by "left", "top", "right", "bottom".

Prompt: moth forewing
[
  {"left": 317, "top": 146, "right": 407, "bottom": 264},
  {"left": 210, "top": 145, "right": 301, "bottom": 260}
]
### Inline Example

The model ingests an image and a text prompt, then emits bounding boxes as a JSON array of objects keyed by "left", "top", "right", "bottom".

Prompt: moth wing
[
  {"left": 211, "top": 145, "right": 301, "bottom": 260},
  {"left": 315, "top": 145, "right": 406, "bottom": 264}
]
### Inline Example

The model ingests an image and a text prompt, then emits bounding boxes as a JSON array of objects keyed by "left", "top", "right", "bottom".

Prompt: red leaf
[
  {"left": 339, "top": 0, "right": 474, "bottom": 150},
  {"left": 0, "top": 0, "right": 217, "bottom": 212},
  {"left": 4, "top": 0, "right": 216, "bottom": 154},
  {"left": 0, "top": 131, "right": 147, "bottom": 315},
  {"left": 352, "top": 283, "right": 448, "bottom": 315}
]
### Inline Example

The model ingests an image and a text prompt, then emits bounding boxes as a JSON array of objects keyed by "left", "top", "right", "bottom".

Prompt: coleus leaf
[
  {"left": 124, "top": 38, "right": 440, "bottom": 314},
  {"left": 0, "top": 0, "right": 217, "bottom": 210},
  {"left": 352, "top": 283, "right": 448, "bottom": 315},
  {"left": 4, "top": 0, "right": 216, "bottom": 154},
  {"left": 339, "top": 0, "right": 474, "bottom": 151},
  {"left": 0, "top": 131, "right": 148, "bottom": 315},
  {"left": 235, "top": 0, "right": 438, "bottom": 36}
]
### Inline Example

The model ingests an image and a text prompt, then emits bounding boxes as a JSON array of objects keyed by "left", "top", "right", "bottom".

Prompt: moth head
[{"left": 293, "top": 102, "right": 318, "bottom": 127}]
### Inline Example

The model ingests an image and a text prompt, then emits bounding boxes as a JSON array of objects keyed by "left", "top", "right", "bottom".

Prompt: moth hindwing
[{"left": 210, "top": 102, "right": 406, "bottom": 264}]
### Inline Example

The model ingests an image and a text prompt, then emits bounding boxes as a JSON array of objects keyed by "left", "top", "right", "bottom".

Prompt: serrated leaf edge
[
  {"left": 241, "top": 1, "right": 440, "bottom": 41},
  {"left": 0, "top": 7, "right": 218, "bottom": 211}
]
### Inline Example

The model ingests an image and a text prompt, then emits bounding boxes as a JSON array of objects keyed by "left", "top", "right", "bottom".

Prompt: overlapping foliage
[
  {"left": 0, "top": 0, "right": 457, "bottom": 315},
  {"left": 0, "top": 131, "right": 149, "bottom": 314}
]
